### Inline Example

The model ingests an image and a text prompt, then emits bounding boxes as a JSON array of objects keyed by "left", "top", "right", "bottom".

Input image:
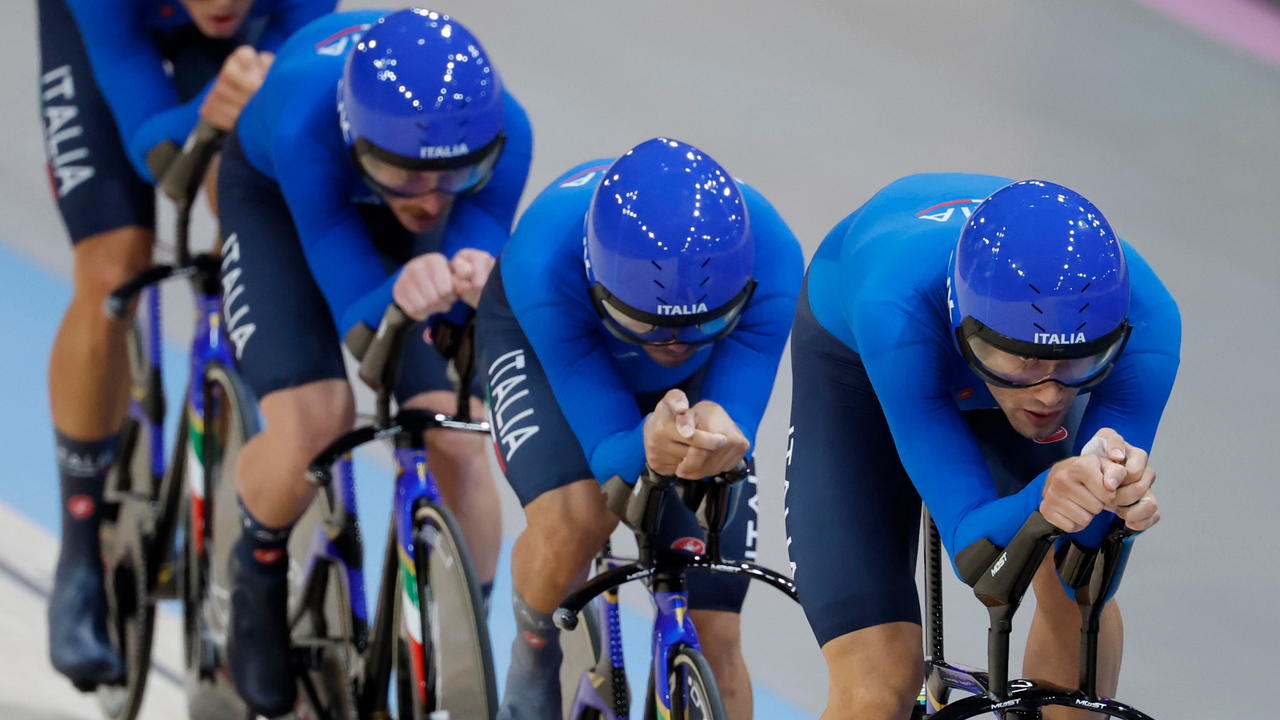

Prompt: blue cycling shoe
[
  {"left": 227, "top": 537, "right": 296, "bottom": 718},
  {"left": 496, "top": 628, "right": 563, "bottom": 720},
  {"left": 48, "top": 555, "right": 124, "bottom": 690}
]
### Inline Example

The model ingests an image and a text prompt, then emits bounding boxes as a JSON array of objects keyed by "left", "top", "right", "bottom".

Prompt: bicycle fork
[{"left": 650, "top": 579, "right": 701, "bottom": 720}]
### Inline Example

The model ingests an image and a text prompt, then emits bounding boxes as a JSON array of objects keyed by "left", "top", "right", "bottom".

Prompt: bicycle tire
[
  {"left": 932, "top": 689, "right": 1154, "bottom": 719},
  {"left": 396, "top": 501, "right": 498, "bottom": 719},
  {"left": 96, "top": 324, "right": 158, "bottom": 720},
  {"left": 667, "top": 646, "right": 727, "bottom": 720},
  {"left": 181, "top": 361, "right": 259, "bottom": 720}
]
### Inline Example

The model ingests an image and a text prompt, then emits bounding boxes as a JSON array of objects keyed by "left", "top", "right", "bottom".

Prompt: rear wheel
[
  {"left": 395, "top": 501, "right": 497, "bottom": 719},
  {"left": 667, "top": 646, "right": 727, "bottom": 720},
  {"left": 96, "top": 323, "right": 159, "bottom": 720}
]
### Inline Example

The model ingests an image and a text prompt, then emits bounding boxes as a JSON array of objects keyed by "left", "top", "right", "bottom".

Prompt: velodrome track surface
[{"left": 2, "top": 1, "right": 1277, "bottom": 717}]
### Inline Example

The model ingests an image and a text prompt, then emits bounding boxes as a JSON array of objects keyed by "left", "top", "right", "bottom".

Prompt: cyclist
[
  {"left": 39, "top": 0, "right": 331, "bottom": 691},
  {"left": 215, "top": 8, "right": 531, "bottom": 716},
  {"left": 475, "top": 137, "right": 803, "bottom": 720},
  {"left": 784, "top": 174, "right": 1180, "bottom": 720}
]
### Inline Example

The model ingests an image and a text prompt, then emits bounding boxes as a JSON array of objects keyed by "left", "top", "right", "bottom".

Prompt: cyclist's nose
[
  {"left": 416, "top": 191, "right": 449, "bottom": 217},
  {"left": 1030, "top": 380, "right": 1068, "bottom": 408}
]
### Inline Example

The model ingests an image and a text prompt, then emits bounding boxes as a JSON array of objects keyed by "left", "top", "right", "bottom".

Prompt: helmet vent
[
  {"left": 657, "top": 295, "right": 670, "bottom": 304},
  {"left": 1034, "top": 322, "right": 1048, "bottom": 333},
  {"left": 1031, "top": 303, "right": 1043, "bottom": 314},
  {"left": 699, "top": 277, "right": 710, "bottom": 286},
  {"left": 696, "top": 293, "right": 707, "bottom": 303},
  {"left": 1075, "top": 321, "right": 1088, "bottom": 332},
  {"left": 651, "top": 260, "right": 663, "bottom": 270},
  {"left": 1028, "top": 284, "right": 1041, "bottom": 294},
  {"left": 653, "top": 279, "right": 665, "bottom": 289},
  {"left": 1078, "top": 302, "right": 1090, "bottom": 313},
  {"left": 701, "top": 257, "right": 712, "bottom": 268},
  {"left": 1080, "top": 282, "right": 1092, "bottom": 293}
]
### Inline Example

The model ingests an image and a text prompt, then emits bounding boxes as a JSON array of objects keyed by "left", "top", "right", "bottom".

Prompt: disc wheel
[
  {"left": 395, "top": 501, "right": 497, "bottom": 719},
  {"left": 95, "top": 323, "right": 158, "bottom": 720},
  {"left": 96, "top": 500, "right": 154, "bottom": 720},
  {"left": 666, "top": 646, "right": 727, "bottom": 720}
]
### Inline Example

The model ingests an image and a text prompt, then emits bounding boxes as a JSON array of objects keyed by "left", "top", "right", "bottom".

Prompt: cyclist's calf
[{"left": 689, "top": 608, "right": 752, "bottom": 719}]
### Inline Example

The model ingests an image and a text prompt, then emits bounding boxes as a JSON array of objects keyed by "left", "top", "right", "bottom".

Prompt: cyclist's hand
[
  {"left": 644, "top": 389, "right": 727, "bottom": 477},
  {"left": 200, "top": 46, "right": 274, "bottom": 131},
  {"left": 1112, "top": 477, "right": 1160, "bottom": 531},
  {"left": 674, "top": 401, "right": 749, "bottom": 479},
  {"left": 1040, "top": 454, "right": 1124, "bottom": 533},
  {"left": 1082, "top": 428, "right": 1151, "bottom": 495},
  {"left": 394, "top": 252, "right": 457, "bottom": 321},
  {"left": 450, "top": 249, "right": 495, "bottom": 309}
]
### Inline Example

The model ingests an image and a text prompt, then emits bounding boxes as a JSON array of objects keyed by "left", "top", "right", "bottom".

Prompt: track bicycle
[
  {"left": 914, "top": 510, "right": 1154, "bottom": 719},
  {"left": 93, "top": 120, "right": 228, "bottom": 720},
  {"left": 187, "top": 305, "right": 497, "bottom": 720},
  {"left": 555, "top": 466, "right": 800, "bottom": 720}
]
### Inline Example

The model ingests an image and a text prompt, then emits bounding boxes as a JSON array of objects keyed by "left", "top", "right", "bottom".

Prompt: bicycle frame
[
  {"left": 567, "top": 552, "right": 630, "bottom": 720},
  {"left": 184, "top": 270, "right": 238, "bottom": 562},
  {"left": 108, "top": 253, "right": 234, "bottom": 589},
  {"left": 559, "top": 472, "right": 799, "bottom": 720},
  {"left": 300, "top": 313, "right": 490, "bottom": 716}
]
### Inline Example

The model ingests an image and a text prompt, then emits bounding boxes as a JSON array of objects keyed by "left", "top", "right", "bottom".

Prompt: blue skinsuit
[
  {"left": 232, "top": 9, "right": 533, "bottom": 337},
  {"left": 804, "top": 172, "right": 1182, "bottom": 566},
  {"left": 496, "top": 159, "right": 804, "bottom": 489},
  {"left": 63, "top": 0, "right": 333, "bottom": 182}
]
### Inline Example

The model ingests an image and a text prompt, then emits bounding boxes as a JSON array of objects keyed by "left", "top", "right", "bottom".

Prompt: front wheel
[
  {"left": 395, "top": 501, "right": 498, "bottom": 719},
  {"left": 667, "top": 646, "right": 727, "bottom": 720},
  {"left": 182, "top": 361, "right": 259, "bottom": 720}
]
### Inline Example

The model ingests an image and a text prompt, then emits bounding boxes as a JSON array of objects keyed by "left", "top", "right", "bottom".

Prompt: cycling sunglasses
[{"left": 589, "top": 280, "right": 757, "bottom": 347}]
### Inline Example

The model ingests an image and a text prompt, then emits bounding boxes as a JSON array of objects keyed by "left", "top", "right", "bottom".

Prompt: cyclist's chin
[
  {"left": 643, "top": 344, "right": 697, "bottom": 368},
  {"left": 391, "top": 208, "right": 443, "bottom": 234}
]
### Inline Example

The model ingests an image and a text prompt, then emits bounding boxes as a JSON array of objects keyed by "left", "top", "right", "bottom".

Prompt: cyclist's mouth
[
  {"left": 1023, "top": 408, "right": 1063, "bottom": 423},
  {"left": 208, "top": 13, "right": 241, "bottom": 33}
]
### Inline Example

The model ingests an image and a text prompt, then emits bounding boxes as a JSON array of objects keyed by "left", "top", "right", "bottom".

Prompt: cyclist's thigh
[
  {"left": 475, "top": 263, "right": 594, "bottom": 507},
  {"left": 38, "top": 0, "right": 154, "bottom": 244},
  {"left": 785, "top": 281, "right": 922, "bottom": 647},
  {"left": 217, "top": 131, "right": 346, "bottom": 399},
  {"left": 652, "top": 462, "right": 758, "bottom": 614}
]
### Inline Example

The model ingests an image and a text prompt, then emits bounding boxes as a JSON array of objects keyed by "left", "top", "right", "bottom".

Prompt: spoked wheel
[
  {"left": 932, "top": 690, "right": 1154, "bottom": 719},
  {"left": 395, "top": 501, "right": 497, "bottom": 719},
  {"left": 666, "top": 646, "right": 726, "bottom": 720},
  {"left": 182, "top": 362, "right": 259, "bottom": 720},
  {"left": 96, "top": 323, "right": 159, "bottom": 720}
]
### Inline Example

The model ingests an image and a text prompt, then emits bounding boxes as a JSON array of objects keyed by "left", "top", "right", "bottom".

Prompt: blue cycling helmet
[
  {"left": 339, "top": 9, "right": 504, "bottom": 195},
  {"left": 584, "top": 138, "right": 755, "bottom": 346},
  {"left": 948, "top": 179, "right": 1131, "bottom": 388}
]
